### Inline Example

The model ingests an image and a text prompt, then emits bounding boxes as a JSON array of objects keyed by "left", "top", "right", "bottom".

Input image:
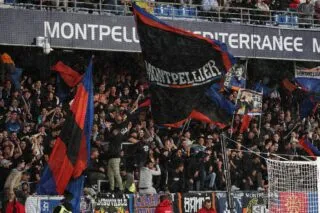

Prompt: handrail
[{"left": 1, "top": 0, "right": 319, "bottom": 28}]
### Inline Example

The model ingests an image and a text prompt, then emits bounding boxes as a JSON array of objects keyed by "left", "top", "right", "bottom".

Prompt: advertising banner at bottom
[
  {"left": 215, "top": 192, "right": 266, "bottom": 213},
  {"left": 25, "top": 196, "right": 93, "bottom": 213},
  {"left": 94, "top": 194, "right": 133, "bottom": 213},
  {"left": 25, "top": 191, "right": 267, "bottom": 213}
]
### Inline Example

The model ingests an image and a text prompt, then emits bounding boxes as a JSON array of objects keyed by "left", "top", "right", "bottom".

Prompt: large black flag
[{"left": 133, "top": 5, "right": 235, "bottom": 127}]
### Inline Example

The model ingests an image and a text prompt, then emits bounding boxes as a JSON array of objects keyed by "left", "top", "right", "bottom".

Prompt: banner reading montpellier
[
  {"left": 235, "top": 89, "right": 263, "bottom": 115},
  {"left": 133, "top": 4, "right": 234, "bottom": 126}
]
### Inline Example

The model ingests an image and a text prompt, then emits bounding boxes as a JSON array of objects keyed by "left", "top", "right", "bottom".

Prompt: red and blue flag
[
  {"left": 299, "top": 136, "right": 320, "bottom": 160},
  {"left": 37, "top": 58, "right": 94, "bottom": 212}
]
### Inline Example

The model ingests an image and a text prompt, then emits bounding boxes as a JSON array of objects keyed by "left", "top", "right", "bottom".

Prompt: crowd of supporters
[{"left": 0, "top": 49, "right": 319, "bottom": 211}]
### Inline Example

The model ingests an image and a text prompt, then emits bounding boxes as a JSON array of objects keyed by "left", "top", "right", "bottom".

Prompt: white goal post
[{"left": 267, "top": 158, "right": 320, "bottom": 213}]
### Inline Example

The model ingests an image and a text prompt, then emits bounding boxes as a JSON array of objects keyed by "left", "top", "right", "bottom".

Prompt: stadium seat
[
  {"left": 274, "top": 14, "right": 298, "bottom": 26},
  {"left": 4, "top": 0, "right": 15, "bottom": 4}
]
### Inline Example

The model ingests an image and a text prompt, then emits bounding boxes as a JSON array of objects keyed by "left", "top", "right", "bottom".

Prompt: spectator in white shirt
[{"left": 138, "top": 160, "right": 161, "bottom": 194}]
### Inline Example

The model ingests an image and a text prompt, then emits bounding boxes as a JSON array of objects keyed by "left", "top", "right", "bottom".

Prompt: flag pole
[
  {"left": 230, "top": 113, "right": 235, "bottom": 138},
  {"left": 220, "top": 132, "right": 235, "bottom": 212}
]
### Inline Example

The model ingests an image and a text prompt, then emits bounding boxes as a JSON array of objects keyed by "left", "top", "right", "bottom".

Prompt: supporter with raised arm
[{"left": 138, "top": 160, "right": 161, "bottom": 194}]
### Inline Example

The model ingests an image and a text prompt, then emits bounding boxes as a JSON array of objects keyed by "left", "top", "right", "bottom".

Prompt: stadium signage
[
  {"left": 44, "top": 21, "right": 140, "bottom": 43},
  {"left": 1, "top": 8, "right": 320, "bottom": 61}
]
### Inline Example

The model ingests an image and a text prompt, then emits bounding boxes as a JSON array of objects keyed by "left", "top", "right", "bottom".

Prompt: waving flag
[
  {"left": 295, "top": 66, "right": 320, "bottom": 100},
  {"left": 37, "top": 59, "right": 94, "bottom": 212},
  {"left": 282, "top": 78, "right": 297, "bottom": 93},
  {"left": 51, "top": 61, "right": 83, "bottom": 87},
  {"left": 206, "top": 83, "right": 236, "bottom": 116},
  {"left": 299, "top": 136, "right": 320, "bottom": 160},
  {"left": 52, "top": 61, "right": 83, "bottom": 103},
  {"left": 133, "top": 4, "right": 234, "bottom": 127}
]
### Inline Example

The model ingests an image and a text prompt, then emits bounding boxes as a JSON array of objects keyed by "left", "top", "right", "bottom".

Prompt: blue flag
[
  {"left": 11, "top": 67, "right": 23, "bottom": 90},
  {"left": 206, "top": 83, "right": 236, "bottom": 116},
  {"left": 295, "top": 66, "right": 320, "bottom": 101}
]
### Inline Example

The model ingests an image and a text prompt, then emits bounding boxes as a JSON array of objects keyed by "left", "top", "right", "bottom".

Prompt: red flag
[
  {"left": 139, "top": 98, "right": 151, "bottom": 108},
  {"left": 51, "top": 61, "right": 83, "bottom": 87},
  {"left": 298, "top": 136, "right": 317, "bottom": 160},
  {"left": 279, "top": 192, "right": 308, "bottom": 213},
  {"left": 282, "top": 78, "right": 297, "bottom": 93}
]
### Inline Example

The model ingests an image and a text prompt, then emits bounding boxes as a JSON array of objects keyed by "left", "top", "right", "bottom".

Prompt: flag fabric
[
  {"left": 282, "top": 78, "right": 297, "bottom": 93},
  {"left": 56, "top": 74, "right": 71, "bottom": 103},
  {"left": 138, "top": 98, "right": 151, "bottom": 108},
  {"left": 279, "top": 192, "right": 308, "bottom": 213},
  {"left": 1, "top": 53, "right": 14, "bottom": 64},
  {"left": 299, "top": 95, "right": 317, "bottom": 118},
  {"left": 133, "top": 4, "right": 234, "bottom": 127},
  {"left": 240, "top": 115, "right": 252, "bottom": 133},
  {"left": 52, "top": 61, "right": 83, "bottom": 103},
  {"left": 37, "top": 59, "right": 94, "bottom": 211},
  {"left": 1, "top": 53, "right": 17, "bottom": 84},
  {"left": 51, "top": 61, "right": 83, "bottom": 87},
  {"left": 298, "top": 136, "right": 320, "bottom": 160},
  {"left": 295, "top": 66, "right": 320, "bottom": 100},
  {"left": 253, "top": 82, "right": 273, "bottom": 97},
  {"left": 206, "top": 83, "right": 236, "bottom": 116},
  {"left": 10, "top": 67, "right": 23, "bottom": 90}
]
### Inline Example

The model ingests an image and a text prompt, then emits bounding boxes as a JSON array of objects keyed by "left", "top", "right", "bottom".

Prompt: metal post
[{"left": 220, "top": 133, "right": 235, "bottom": 213}]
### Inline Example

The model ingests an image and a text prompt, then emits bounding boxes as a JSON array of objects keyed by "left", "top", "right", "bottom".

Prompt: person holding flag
[{"left": 37, "top": 57, "right": 94, "bottom": 212}]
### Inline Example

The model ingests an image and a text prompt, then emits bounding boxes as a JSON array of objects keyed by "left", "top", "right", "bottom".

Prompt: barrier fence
[
  {"left": 25, "top": 191, "right": 268, "bottom": 213},
  {"left": 1, "top": 0, "right": 320, "bottom": 29}
]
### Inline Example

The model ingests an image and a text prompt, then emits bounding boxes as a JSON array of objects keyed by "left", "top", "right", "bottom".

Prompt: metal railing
[{"left": 1, "top": 0, "right": 320, "bottom": 28}]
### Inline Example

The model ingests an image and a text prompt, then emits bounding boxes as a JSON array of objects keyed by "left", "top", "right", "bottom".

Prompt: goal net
[{"left": 267, "top": 159, "right": 320, "bottom": 213}]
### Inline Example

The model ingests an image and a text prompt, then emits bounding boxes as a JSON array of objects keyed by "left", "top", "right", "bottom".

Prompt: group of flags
[
  {"left": 27, "top": 2, "right": 320, "bottom": 210},
  {"left": 35, "top": 7, "right": 252, "bottom": 209}
]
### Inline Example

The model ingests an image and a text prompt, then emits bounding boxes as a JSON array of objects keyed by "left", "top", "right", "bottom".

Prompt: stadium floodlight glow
[{"left": 35, "top": 36, "right": 53, "bottom": 55}]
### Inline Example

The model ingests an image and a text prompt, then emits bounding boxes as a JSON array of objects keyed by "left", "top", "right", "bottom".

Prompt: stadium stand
[{"left": 0, "top": 0, "right": 320, "bottom": 211}]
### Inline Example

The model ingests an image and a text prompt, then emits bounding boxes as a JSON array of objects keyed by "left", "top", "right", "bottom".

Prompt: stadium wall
[
  {"left": 0, "top": 8, "right": 320, "bottom": 61},
  {"left": 25, "top": 191, "right": 267, "bottom": 213}
]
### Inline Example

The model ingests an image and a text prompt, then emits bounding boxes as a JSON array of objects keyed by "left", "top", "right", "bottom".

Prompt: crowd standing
[{"left": 0, "top": 50, "right": 319, "bottom": 212}]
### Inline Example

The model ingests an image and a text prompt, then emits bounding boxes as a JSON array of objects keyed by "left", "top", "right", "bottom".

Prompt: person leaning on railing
[
  {"left": 314, "top": 0, "right": 320, "bottom": 25},
  {"left": 254, "top": 0, "right": 270, "bottom": 24},
  {"left": 297, "top": 0, "right": 314, "bottom": 28}
]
